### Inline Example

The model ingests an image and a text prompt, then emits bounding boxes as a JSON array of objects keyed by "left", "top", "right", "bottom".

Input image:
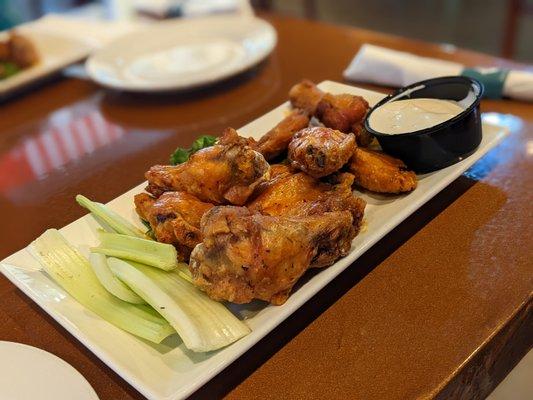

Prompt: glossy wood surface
[{"left": 0, "top": 14, "right": 531, "bottom": 400}]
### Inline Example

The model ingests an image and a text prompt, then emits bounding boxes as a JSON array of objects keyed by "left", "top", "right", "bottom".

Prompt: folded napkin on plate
[
  {"left": 19, "top": 0, "right": 254, "bottom": 50},
  {"left": 343, "top": 44, "right": 533, "bottom": 102},
  {"left": 19, "top": 14, "right": 142, "bottom": 50}
]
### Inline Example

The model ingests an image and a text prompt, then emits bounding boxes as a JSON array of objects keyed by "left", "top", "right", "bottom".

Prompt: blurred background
[{"left": 1, "top": 0, "right": 532, "bottom": 62}]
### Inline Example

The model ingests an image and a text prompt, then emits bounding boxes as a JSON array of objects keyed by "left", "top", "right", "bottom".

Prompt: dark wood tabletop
[{"left": 0, "top": 13, "right": 531, "bottom": 400}]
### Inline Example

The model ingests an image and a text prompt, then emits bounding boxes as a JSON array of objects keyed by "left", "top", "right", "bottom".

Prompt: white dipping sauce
[{"left": 369, "top": 98, "right": 465, "bottom": 134}]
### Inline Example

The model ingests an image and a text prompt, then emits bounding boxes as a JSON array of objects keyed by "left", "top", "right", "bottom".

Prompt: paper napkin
[{"left": 344, "top": 44, "right": 533, "bottom": 102}]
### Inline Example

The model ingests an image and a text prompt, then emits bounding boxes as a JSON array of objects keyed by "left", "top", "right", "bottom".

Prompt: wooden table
[{"left": 0, "top": 14, "right": 531, "bottom": 400}]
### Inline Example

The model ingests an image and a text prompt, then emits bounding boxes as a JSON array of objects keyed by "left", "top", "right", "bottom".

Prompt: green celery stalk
[
  {"left": 76, "top": 194, "right": 148, "bottom": 239},
  {"left": 30, "top": 229, "right": 175, "bottom": 343},
  {"left": 107, "top": 258, "right": 250, "bottom": 352},
  {"left": 88, "top": 253, "right": 145, "bottom": 304},
  {"left": 92, "top": 230, "right": 177, "bottom": 271}
]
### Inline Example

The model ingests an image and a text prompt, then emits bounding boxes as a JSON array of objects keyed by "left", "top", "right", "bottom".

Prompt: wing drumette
[
  {"left": 288, "top": 127, "right": 356, "bottom": 178},
  {"left": 189, "top": 206, "right": 355, "bottom": 305},
  {"left": 288, "top": 79, "right": 325, "bottom": 115},
  {"left": 255, "top": 109, "right": 310, "bottom": 160},
  {"left": 289, "top": 80, "right": 373, "bottom": 146},
  {"left": 145, "top": 128, "right": 270, "bottom": 205}
]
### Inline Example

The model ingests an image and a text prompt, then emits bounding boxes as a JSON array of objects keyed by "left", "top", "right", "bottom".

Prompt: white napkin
[
  {"left": 19, "top": 14, "right": 143, "bottom": 50},
  {"left": 18, "top": 0, "right": 254, "bottom": 52},
  {"left": 344, "top": 44, "right": 533, "bottom": 102}
]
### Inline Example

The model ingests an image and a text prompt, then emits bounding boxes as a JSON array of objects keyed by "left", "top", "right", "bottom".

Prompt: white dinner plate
[
  {"left": 0, "top": 81, "right": 508, "bottom": 400},
  {"left": 0, "top": 341, "right": 98, "bottom": 400},
  {"left": 0, "top": 30, "right": 90, "bottom": 100},
  {"left": 85, "top": 16, "right": 277, "bottom": 91}
]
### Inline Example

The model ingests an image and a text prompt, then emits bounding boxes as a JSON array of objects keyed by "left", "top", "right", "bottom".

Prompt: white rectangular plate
[
  {"left": 0, "top": 30, "right": 90, "bottom": 99},
  {"left": 0, "top": 81, "right": 508, "bottom": 400}
]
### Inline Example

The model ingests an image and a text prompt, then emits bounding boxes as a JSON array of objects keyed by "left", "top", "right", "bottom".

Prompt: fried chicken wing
[
  {"left": 145, "top": 128, "right": 270, "bottom": 205},
  {"left": 255, "top": 109, "right": 310, "bottom": 160},
  {"left": 189, "top": 206, "right": 355, "bottom": 305},
  {"left": 248, "top": 169, "right": 365, "bottom": 234},
  {"left": 352, "top": 123, "right": 374, "bottom": 147},
  {"left": 288, "top": 127, "right": 356, "bottom": 178},
  {"left": 289, "top": 80, "right": 373, "bottom": 146},
  {"left": 134, "top": 192, "right": 214, "bottom": 261},
  {"left": 0, "top": 41, "right": 9, "bottom": 61},
  {"left": 269, "top": 163, "right": 294, "bottom": 178},
  {"left": 316, "top": 93, "right": 368, "bottom": 132},
  {"left": 289, "top": 79, "right": 325, "bottom": 115},
  {"left": 9, "top": 32, "right": 39, "bottom": 68},
  {"left": 349, "top": 147, "right": 417, "bottom": 193}
]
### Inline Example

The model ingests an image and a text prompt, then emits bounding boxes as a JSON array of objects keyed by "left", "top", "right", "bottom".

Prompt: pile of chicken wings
[{"left": 134, "top": 80, "right": 417, "bottom": 305}]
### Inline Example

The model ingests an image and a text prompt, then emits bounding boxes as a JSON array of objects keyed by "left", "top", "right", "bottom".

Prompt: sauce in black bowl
[{"left": 364, "top": 76, "right": 484, "bottom": 173}]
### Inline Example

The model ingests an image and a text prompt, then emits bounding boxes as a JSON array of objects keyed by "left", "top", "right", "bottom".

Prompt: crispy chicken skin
[
  {"left": 134, "top": 192, "right": 214, "bottom": 261},
  {"left": 145, "top": 128, "right": 270, "bottom": 205},
  {"left": 269, "top": 163, "right": 295, "bottom": 178},
  {"left": 288, "top": 127, "right": 356, "bottom": 178},
  {"left": 316, "top": 93, "right": 368, "bottom": 132},
  {"left": 0, "top": 41, "right": 9, "bottom": 61},
  {"left": 316, "top": 93, "right": 373, "bottom": 146},
  {"left": 289, "top": 80, "right": 373, "bottom": 146},
  {"left": 255, "top": 109, "right": 310, "bottom": 160},
  {"left": 0, "top": 32, "right": 39, "bottom": 66},
  {"left": 9, "top": 33, "right": 39, "bottom": 67},
  {"left": 349, "top": 148, "right": 417, "bottom": 193},
  {"left": 189, "top": 206, "right": 355, "bottom": 305},
  {"left": 289, "top": 79, "right": 325, "bottom": 115},
  {"left": 248, "top": 168, "right": 365, "bottom": 235},
  {"left": 352, "top": 123, "right": 374, "bottom": 147}
]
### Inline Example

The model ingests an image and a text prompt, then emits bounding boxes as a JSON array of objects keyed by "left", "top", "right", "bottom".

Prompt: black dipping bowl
[{"left": 364, "top": 76, "right": 484, "bottom": 173}]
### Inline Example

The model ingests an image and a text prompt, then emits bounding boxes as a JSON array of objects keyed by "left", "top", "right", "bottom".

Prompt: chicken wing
[
  {"left": 134, "top": 192, "right": 214, "bottom": 261},
  {"left": 9, "top": 32, "right": 39, "bottom": 68},
  {"left": 349, "top": 147, "right": 417, "bottom": 193},
  {"left": 145, "top": 128, "right": 270, "bottom": 205},
  {"left": 269, "top": 163, "right": 295, "bottom": 178},
  {"left": 248, "top": 168, "right": 365, "bottom": 235},
  {"left": 289, "top": 80, "right": 373, "bottom": 146},
  {"left": 255, "top": 109, "right": 310, "bottom": 160},
  {"left": 289, "top": 79, "right": 325, "bottom": 115},
  {"left": 189, "top": 206, "right": 355, "bottom": 305},
  {"left": 0, "top": 41, "right": 9, "bottom": 61},
  {"left": 315, "top": 93, "right": 368, "bottom": 132},
  {"left": 352, "top": 123, "right": 374, "bottom": 148},
  {"left": 288, "top": 127, "right": 356, "bottom": 178}
]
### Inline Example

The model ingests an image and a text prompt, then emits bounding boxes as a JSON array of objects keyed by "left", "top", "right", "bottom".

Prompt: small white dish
[
  {"left": 0, "top": 31, "right": 90, "bottom": 99},
  {"left": 86, "top": 16, "right": 277, "bottom": 91},
  {"left": 0, "top": 341, "right": 98, "bottom": 400}
]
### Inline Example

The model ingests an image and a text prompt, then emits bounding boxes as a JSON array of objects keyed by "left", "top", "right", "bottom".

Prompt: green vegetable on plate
[
  {"left": 30, "top": 229, "right": 175, "bottom": 343},
  {"left": 76, "top": 194, "right": 148, "bottom": 239},
  {"left": 140, "top": 218, "right": 156, "bottom": 240},
  {"left": 170, "top": 135, "right": 217, "bottom": 165},
  {"left": 108, "top": 258, "right": 250, "bottom": 352},
  {"left": 88, "top": 252, "right": 145, "bottom": 304},
  {"left": 0, "top": 61, "right": 21, "bottom": 80},
  {"left": 91, "top": 230, "right": 178, "bottom": 271}
]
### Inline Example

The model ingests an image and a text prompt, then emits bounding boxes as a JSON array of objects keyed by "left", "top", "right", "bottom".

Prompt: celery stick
[
  {"left": 76, "top": 194, "right": 148, "bottom": 239},
  {"left": 30, "top": 229, "right": 175, "bottom": 343},
  {"left": 92, "top": 230, "right": 177, "bottom": 271},
  {"left": 108, "top": 258, "right": 250, "bottom": 352},
  {"left": 88, "top": 253, "right": 145, "bottom": 304},
  {"left": 176, "top": 263, "right": 193, "bottom": 284}
]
